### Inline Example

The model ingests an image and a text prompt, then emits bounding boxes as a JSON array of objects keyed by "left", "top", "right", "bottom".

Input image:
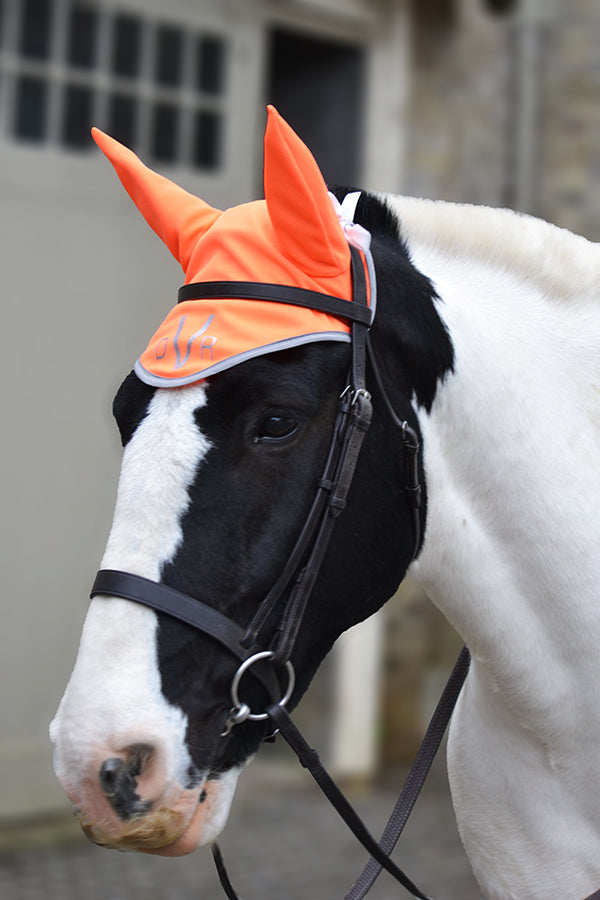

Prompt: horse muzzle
[
  {"left": 78, "top": 779, "right": 239, "bottom": 856},
  {"left": 52, "top": 736, "right": 242, "bottom": 855}
]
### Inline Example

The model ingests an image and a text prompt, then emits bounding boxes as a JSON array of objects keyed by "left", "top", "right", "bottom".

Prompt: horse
[{"left": 50, "top": 107, "right": 600, "bottom": 900}]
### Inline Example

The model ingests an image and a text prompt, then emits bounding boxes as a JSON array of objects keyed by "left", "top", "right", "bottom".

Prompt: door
[{"left": 267, "top": 28, "right": 365, "bottom": 187}]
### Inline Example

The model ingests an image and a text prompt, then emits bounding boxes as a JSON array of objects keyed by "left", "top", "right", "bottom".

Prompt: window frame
[{"left": 0, "top": 0, "right": 228, "bottom": 172}]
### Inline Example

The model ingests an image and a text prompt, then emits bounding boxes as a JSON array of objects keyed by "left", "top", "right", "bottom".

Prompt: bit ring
[{"left": 230, "top": 651, "right": 295, "bottom": 722}]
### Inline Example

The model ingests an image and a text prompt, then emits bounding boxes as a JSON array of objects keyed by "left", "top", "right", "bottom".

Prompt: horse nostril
[
  {"left": 99, "top": 757, "right": 124, "bottom": 796},
  {"left": 127, "top": 742, "right": 153, "bottom": 777},
  {"left": 98, "top": 744, "right": 154, "bottom": 820}
]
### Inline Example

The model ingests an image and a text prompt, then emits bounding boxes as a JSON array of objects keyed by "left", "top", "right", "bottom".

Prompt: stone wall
[
  {"left": 539, "top": 0, "right": 600, "bottom": 239},
  {"left": 381, "top": 0, "right": 600, "bottom": 764},
  {"left": 405, "top": 0, "right": 512, "bottom": 208},
  {"left": 404, "top": 0, "right": 600, "bottom": 240}
]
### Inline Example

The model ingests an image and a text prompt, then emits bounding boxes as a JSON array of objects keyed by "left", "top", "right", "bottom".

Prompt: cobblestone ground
[{"left": 0, "top": 755, "right": 481, "bottom": 900}]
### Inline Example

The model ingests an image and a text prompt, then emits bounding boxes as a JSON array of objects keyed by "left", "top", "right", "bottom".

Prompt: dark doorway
[{"left": 267, "top": 28, "right": 365, "bottom": 187}]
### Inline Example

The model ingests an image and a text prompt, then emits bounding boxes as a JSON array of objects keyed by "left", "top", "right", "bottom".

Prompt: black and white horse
[{"left": 50, "top": 109, "right": 600, "bottom": 900}]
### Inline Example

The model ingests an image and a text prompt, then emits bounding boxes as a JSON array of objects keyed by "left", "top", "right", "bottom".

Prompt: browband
[{"left": 177, "top": 280, "right": 374, "bottom": 327}]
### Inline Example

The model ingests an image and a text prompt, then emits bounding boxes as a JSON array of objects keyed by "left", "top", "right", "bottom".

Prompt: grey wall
[
  {"left": 1, "top": 142, "right": 186, "bottom": 816},
  {"left": 0, "top": 0, "right": 409, "bottom": 818}
]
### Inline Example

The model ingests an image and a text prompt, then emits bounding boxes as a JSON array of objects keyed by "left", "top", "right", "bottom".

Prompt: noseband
[{"left": 89, "top": 246, "right": 469, "bottom": 900}]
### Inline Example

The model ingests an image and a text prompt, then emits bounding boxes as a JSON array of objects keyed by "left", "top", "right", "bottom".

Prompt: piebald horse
[{"left": 50, "top": 108, "right": 600, "bottom": 900}]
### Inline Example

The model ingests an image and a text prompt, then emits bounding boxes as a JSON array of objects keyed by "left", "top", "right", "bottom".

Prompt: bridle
[
  {"left": 89, "top": 242, "right": 463, "bottom": 899},
  {"left": 88, "top": 238, "right": 600, "bottom": 900},
  {"left": 92, "top": 244, "right": 426, "bottom": 680}
]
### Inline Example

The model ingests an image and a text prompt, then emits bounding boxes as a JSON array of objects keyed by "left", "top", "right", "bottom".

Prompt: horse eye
[{"left": 257, "top": 416, "right": 299, "bottom": 442}]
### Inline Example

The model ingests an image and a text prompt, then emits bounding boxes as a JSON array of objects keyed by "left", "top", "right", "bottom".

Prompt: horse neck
[
  {"left": 405, "top": 223, "right": 600, "bottom": 726},
  {"left": 398, "top": 220, "right": 600, "bottom": 896}
]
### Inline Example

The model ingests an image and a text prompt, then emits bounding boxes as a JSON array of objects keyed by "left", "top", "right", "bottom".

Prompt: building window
[
  {"left": 155, "top": 24, "right": 183, "bottom": 87},
  {"left": 194, "top": 110, "right": 221, "bottom": 169},
  {"left": 112, "top": 14, "right": 141, "bottom": 79},
  {"left": 19, "top": 0, "right": 54, "bottom": 60},
  {"left": 14, "top": 76, "right": 47, "bottom": 139},
  {"left": 197, "top": 36, "right": 226, "bottom": 95},
  {"left": 483, "top": 0, "right": 518, "bottom": 13},
  {"left": 108, "top": 92, "right": 137, "bottom": 148},
  {"left": 151, "top": 102, "right": 178, "bottom": 161},
  {"left": 0, "top": 0, "right": 228, "bottom": 171},
  {"left": 67, "top": 3, "right": 98, "bottom": 69},
  {"left": 62, "top": 83, "right": 93, "bottom": 147}
]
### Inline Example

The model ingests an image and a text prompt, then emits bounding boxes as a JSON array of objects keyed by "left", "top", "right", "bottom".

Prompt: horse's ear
[
  {"left": 263, "top": 106, "right": 349, "bottom": 278},
  {"left": 91, "top": 128, "right": 222, "bottom": 274}
]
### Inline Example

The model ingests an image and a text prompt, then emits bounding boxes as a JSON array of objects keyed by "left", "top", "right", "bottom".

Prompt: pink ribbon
[{"left": 328, "top": 191, "right": 372, "bottom": 254}]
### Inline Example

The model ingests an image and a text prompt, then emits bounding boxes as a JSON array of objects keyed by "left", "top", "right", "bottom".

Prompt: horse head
[{"left": 50, "top": 108, "right": 453, "bottom": 857}]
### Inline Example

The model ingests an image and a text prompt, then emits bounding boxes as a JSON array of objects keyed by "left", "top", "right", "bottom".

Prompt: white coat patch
[{"left": 51, "top": 383, "right": 211, "bottom": 790}]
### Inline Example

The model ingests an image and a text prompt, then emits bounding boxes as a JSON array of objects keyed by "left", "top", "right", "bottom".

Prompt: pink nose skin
[
  {"left": 53, "top": 722, "right": 242, "bottom": 854},
  {"left": 64, "top": 738, "right": 205, "bottom": 853},
  {"left": 61, "top": 747, "right": 240, "bottom": 855}
]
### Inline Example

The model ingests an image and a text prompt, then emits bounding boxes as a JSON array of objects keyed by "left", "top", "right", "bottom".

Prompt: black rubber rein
[{"left": 268, "top": 702, "right": 434, "bottom": 900}]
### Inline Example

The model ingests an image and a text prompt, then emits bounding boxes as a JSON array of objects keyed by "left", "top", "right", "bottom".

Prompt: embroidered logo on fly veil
[{"left": 154, "top": 315, "right": 218, "bottom": 370}]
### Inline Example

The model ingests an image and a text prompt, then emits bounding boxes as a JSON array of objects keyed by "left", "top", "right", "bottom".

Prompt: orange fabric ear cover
[{"left": 93, "top": 107, "right": 365, "bottom": 386}]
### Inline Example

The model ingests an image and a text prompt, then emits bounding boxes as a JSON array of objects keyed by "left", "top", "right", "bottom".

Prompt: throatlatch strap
[{"left": 365, "top": 333, "right": 423, "bottom": 561}]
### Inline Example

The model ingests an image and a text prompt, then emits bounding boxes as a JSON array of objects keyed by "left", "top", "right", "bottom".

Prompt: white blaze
[
  {"left": 102, "top": 382, "right": 211, "bottom": 578},
  {"left": 51, "top": 383, "right": 211, "bottom": 790}
]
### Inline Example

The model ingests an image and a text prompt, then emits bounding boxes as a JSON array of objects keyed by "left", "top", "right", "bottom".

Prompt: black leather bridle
[
  {"left": 91, "top": 245, "right": 426, "bottom": 684},
  {"left": 88, "top": 238, "right": 600, "bottom": 899},
  {"left": 86, "top": 237, "right": 458, "bottom": 900},
  {"left": 88, "top": 244, "right": 462, "bottom": 899}
]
